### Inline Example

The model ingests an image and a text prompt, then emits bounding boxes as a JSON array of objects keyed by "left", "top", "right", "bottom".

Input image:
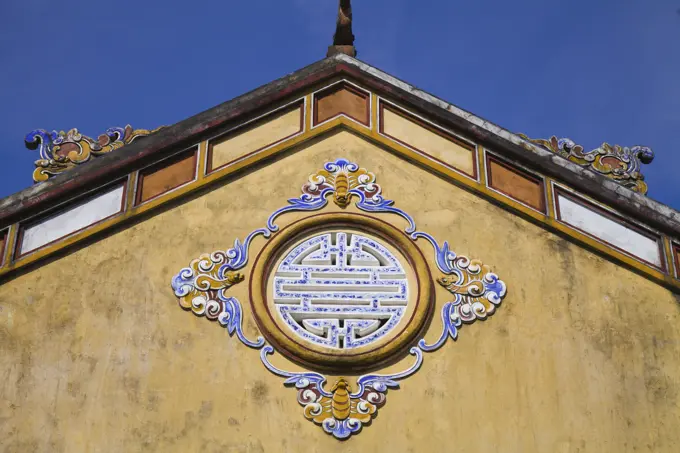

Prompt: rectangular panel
[
  {"left": 487, "top": 155, "right": 546, "bottom": 213},
  {"left": 136, "top": 147, "right": 198, "bottom": 205},
  {"left": 555, "top": 190, "right": 663, "bottom": 268},
  {"left": 208, "top": 103, "right": 303, "bottom": 173},
  {"left": 314, "top": 82, "right": 370, "bottom": 126},
  {"left": 19, "top": 184, "right": 125, "bottom": 256},
  {"left": 0, "top": 229, "right": 6, "bottom": 265},
  {"left": 380, "top": 103, "right": 476, "bottom": 178},
  {"left": 674, "top": 243, "right": 680, "bottom": 278}
]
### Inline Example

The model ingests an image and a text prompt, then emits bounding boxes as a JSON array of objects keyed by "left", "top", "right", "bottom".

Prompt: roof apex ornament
[
  {"left": 518, "top": 134, "right": 654, "bottom": 195},
  {"left": 327, "top": 0, "right": 356, "bottom": 58},
  {"left": 25, "top": 125, "right": 164, "bottom": 183}
]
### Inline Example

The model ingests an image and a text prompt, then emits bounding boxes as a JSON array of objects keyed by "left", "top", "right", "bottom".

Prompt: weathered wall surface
[{"left": 1, "top": 130, "right": 679, "bottom": 452}]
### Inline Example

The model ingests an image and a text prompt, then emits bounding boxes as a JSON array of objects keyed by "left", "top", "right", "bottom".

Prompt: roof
[{"left": 2, "top": 53, "right": 679, "bottom": 236}]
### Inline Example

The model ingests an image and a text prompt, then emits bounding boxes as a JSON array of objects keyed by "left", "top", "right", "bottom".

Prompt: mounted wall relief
[
  {"left": 171, "top": 158, "right": 507, "bottom": 439},
  {"left": 25, "top": 125, "right": 164, "bottom": 182},
  {"left": 517, "top": 134, "right": 654, "bottom": 195}
]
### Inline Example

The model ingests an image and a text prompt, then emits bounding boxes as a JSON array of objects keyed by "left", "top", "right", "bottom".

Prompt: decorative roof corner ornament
[
  {"left": 25, "top": 125, "right": 164, "bottom": 183},
  {"left": 518, "top": 134, "right": 654, "bottom": 195},
  {"left": 327, "top": 0, "right": 356, "bottom": 58}
]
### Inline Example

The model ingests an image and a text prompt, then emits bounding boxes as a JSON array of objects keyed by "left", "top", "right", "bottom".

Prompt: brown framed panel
[
  {"left": 378, "top": 100, "right": 478, "bottom": 180},
  {"left": 206, "top": 100, "right": 304, "bottom": 174},
  {"left": 486, "top": 152, "right": 547, "bottom": 214},
  {"left": 135, "top": 146, "right": 198, "bottom": 206},
  {"left": 553, "top": 185, "right": 666, "bottom": 271},
  {"left": 15, "top": 180, "right": 128, "bottom": 259},
  {"left": 313, "top": 81, "right": 370, "bottom": 126},
  {"left": 673, "top": 243, "right": 680, "bottom": 279}
]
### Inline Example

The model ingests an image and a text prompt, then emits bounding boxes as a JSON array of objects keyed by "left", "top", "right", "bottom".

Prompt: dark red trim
[{"left": 554, "top": 187, "right": 666, "bottom": 271}]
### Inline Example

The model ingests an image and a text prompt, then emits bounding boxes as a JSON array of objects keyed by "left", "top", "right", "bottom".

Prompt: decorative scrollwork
[
  {"left": 412, "top": 232, "right": 507, "bottom": 351},
  {"left": 25, "top": 125, "right": 164, "bottom": 182},
  {"left": 261, "top": 345, "right": 422, "bottom": 439},
  {"left": 302, "top": 158, "right": 381, "bottom": 207},
  {"left": 171, "top": 157, "right": 508, "bottom": 439},
  {"left": 437, "top": 258, "right": 506, "bottom": 322},
  {"left": 171, "top": 231, "right": 269, "bottom": 348},
  {"left": 172, "top": 253, "right": 244, "bottom": 312},
  {"left": 299, "top": 377, "right": 383, "bottom": 439},
  {"left": 518, "top": 134, "right": 654, "bottom": 194}
]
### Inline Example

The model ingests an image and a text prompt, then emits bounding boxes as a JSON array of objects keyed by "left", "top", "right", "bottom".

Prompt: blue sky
[{"left": 1, "top": 1, "right": 679, "bottom": 209}]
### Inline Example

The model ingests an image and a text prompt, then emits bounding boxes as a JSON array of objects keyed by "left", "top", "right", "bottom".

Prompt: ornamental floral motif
[
  {"left": 171, "top": 230, "right": 269, "bottom": 348},
  {"left": 412, "top": 235, "right": 506, "bottom": 352},
  {"left": 518, "top": 134, "right": 654, "bottom": 194},
  {"left": 25, "top": 125, "right": 164, "bottom": 182},
  {"left": 438, "top": 261, "right": 503, "bottom": 323},
  {"left": 170, "top": 158, "right": 507, "bottom": 439},
  {"left": 173, "top": 253, "right": 245, "bottom": 313}
]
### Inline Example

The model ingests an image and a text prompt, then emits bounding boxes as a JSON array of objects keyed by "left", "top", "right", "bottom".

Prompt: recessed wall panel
[
  {"left": 555, "top": 190, "right": 663, "bottom": 268},
  {"left": 136, "top": 148, "right": 198, "bottom": 205},
  {"left": 487, "top": 156, "right": 546, "bottom": 213},
  {"left": 19, "top": 184, "right": 125, "bottom": 256},
  {"left": 208, "top": 103, "right": 303, "bottom": 173},
  {"left": 314, "top": 83, "right": 370, "bottom": 126},
  {"left": 380, "top": 103, "right": 476, "bottom": 178}
]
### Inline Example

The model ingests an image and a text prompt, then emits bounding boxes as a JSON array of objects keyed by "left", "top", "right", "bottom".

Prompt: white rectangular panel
[
  {"left": 557, "top": 193, "right": 661, "bottom": 267},
  {"left": 20, "top": 185, "right": 125, "bottom": 255}
]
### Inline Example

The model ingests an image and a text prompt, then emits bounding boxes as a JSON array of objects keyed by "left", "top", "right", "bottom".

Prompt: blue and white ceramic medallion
[{"left": 272, "top": 230, "right": 409, "bottom": 349}]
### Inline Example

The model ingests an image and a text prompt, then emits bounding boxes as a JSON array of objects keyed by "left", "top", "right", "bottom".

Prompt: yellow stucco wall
[{"left": 1, "top": 129, "right": 679, "bottom": 452}]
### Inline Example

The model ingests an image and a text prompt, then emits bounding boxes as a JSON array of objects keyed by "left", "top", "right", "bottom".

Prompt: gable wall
[{"left": 1, "top": 131, "right": 679, "bottom": 452}]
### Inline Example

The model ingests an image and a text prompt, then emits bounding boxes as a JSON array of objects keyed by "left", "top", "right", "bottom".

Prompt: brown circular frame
[{"left": 249, "top": 212, "right": 433, "bottom": 371}]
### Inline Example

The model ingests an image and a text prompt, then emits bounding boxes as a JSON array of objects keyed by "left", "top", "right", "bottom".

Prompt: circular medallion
[{"left": 250, "top": 213, "right": 433, "bottom": 370}]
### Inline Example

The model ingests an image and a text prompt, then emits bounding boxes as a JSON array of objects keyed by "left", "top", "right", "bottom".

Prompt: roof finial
[{"left": 327, "top": 0, "right": 356, "bottom": 58}]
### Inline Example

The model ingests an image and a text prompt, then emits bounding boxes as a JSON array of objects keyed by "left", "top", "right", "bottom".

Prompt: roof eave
[{"left": 2, "top": 53, "right": 679, "bottom": 237}]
